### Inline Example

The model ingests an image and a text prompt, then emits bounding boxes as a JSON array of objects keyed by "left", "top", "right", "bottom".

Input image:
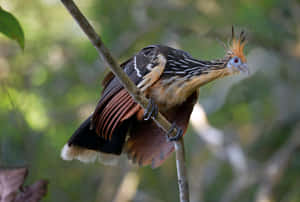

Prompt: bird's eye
[
  {"left": 227, "top": 56, "right": 243, "bottom": 69},
  {"left": 233, "top": 57, "right": 240, "bottom": 64}
]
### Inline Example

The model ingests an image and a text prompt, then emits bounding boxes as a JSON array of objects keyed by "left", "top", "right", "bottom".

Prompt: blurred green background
[{"left": 1, "top": 0, "right": 300, "bottom": 202}]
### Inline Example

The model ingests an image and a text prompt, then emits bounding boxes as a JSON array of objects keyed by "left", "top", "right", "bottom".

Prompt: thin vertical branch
[
  {"left": 60, "top": 0, "right": 189, "bottom": 201},
  {"left": 175, "top": 142, "right": 190, "bottom": 202}
]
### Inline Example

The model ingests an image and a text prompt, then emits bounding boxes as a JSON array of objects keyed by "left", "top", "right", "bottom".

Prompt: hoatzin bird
[{"left": 61, "top": 29, "right": 248, "bottom": 168}]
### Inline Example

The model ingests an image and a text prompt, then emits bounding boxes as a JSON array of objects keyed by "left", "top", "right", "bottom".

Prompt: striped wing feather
[
  {"left": 92, "top": 45, "right": 165, "bottom": 141},
  {"left": 92, "top": 83, "right": 141, "bottom": 141}
]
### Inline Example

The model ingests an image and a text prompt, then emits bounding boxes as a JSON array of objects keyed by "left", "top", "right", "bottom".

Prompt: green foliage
[
  {"left": 0, "top": 6, "right": 24, "bottom": 49},
  {"left": 1, "top": 0, "right": 300, "bottom": 202}
]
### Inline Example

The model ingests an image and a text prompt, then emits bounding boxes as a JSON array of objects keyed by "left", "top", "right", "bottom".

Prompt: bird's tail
[{"left": 60, "top": 116, "right": 128, "bottom": 165}]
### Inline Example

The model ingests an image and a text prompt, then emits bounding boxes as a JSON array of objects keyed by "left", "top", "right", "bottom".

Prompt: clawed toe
[
  {"left": 166, "top": 122, "right": 183, "bottom": 141},
  {"left": 143, "top": 98, "right": 158, "bottom": 121}
]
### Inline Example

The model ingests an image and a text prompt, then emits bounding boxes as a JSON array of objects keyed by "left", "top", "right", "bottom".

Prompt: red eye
[{"left": 234, "top": 58, "right": 239, "bottom": 63}]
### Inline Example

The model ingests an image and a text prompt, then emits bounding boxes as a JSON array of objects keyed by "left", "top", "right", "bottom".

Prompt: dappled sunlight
[
  {"left": 77, "top": 103, "right": 94, "bottom": 120},
  {"left": 0, "top": 57, "right": 10, "bottom": 79},
  {"left": 191, "top": 103, "right": 223, "bottom": 147},
  {"left": 3, "top": 87, "right": 49, "bottom": 130},
  {"left": 1, "top": 0, "right": 300, "bottom": 201},
  {"left": 196, "top": 0, "right": 221, "bottom": 16},
  {"left": 113, "top": 171, "right": 140, "bottom": 202},
  {"left": 47, "top": 46, "right": 66, "bottom": 70}
]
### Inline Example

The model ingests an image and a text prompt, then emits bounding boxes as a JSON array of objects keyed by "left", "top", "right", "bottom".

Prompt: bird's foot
[
  {"left": 143, "top": 98, "right": 158, "bottom": 121},
  {"left": 166, "top": 122, "right": 183, "bottom": 142}
]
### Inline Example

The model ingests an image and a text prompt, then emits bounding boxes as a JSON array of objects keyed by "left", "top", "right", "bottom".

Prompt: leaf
[
  {"left": 0, "top": 168, "right": 28, "bottom": 202},
  {"left": 0, "top": 168, "right": 48, "bottom": 202},
  {"left": 0, "top": 6, "right": 25, "bottom": 49},
  {"left": 14, "top": 180, "right": 49, "bottom": 202}
]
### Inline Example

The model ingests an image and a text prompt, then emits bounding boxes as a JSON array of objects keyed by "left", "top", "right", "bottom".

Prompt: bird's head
[{"left": 224, "top": 27, "right": 248, "bottom": 75}]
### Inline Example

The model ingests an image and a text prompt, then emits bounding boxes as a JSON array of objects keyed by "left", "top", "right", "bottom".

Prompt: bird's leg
[
  {"left": 166, "top": 122, "right": 183, "bottom": 141},
  {"left": 143, "top": 98, "right": 159, "bottom": 121}
]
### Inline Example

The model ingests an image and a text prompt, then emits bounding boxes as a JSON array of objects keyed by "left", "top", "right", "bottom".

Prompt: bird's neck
[
  {"left": 185, "top": 57, "right": 228, "bottom": 74},
  {"left": 148, "top": 56, "right": 231, "bottom": 109}
]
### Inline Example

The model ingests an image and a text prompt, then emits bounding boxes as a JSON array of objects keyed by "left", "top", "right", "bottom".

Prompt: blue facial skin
[{"left": 227, "top": 56, "right": 249, "bottom": 74}]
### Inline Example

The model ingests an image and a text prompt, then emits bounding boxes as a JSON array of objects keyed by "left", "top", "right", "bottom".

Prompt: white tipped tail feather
[{"left": 60, "top": 144, "right": 119, "bottom": 166}]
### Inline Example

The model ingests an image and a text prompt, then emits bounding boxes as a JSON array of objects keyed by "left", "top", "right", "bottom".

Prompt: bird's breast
[
  {"left": 145, "top": 69, "right": 228, "bottom": 110},
  {"left": 145, "top": 78, "right": 199, "bottom": 110}
]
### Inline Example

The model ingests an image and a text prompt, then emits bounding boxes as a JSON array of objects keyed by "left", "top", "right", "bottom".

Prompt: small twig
[{"left": 60, "top": 0, "right": 189, "bottom": 201}]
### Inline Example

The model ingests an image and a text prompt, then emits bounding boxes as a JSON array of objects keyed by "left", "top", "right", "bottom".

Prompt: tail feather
[
  {"left": 61, "top": 144, "right": 99, "bottom": 163},
  {"left": 61, "top": 115, "right": 129, "bottom": 165},
  {"left": 61, "top": 144, "right": 119, "bottom": 165},
  {"left": 125, "top": 120, "right": 174, "bottom": 168}
]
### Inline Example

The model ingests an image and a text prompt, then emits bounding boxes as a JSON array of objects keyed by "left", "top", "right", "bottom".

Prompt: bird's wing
[
  {"left": 125, "top": 91, "right": 198, "bottom": 168},
  {"left": 92, "top": 58, "right": 141, "bottom": 140},
  {"left": 92, "top": 45, "right": 167, "bottom": 140},
  {"left": 136, "top": 53, "right": 167, "bottom": 92}
]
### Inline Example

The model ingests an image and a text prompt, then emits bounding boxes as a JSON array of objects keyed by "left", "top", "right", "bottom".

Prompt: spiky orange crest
[{"left": 228, "top": 28, "right": 247, "bottom": 63}]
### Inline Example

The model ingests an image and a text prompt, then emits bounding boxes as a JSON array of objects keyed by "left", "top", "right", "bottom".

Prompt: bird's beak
[
  {"left": 226, "top": 62, "right": 250, "bottom": 76},
  {"left": 238, "top": 63, "right": 250, "bottom": 75}
]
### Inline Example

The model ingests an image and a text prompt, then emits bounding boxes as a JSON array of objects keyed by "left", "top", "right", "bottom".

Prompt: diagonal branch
[{"left": 60, "top": 0, "right": 189, "bottom": 201}]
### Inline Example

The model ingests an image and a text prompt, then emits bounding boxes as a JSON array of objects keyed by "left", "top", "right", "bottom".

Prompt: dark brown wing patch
[
  {"left": 125, "top": 91, "right": 198, "bottom": 168},
  {"left": 125, "top": 121, "right": 174, "bottom": 167},
  {"left": 93, "top": 89, "right": 139, "bottom": 141},
  {"left": 92, "top": 55, "right": 143, "bottom": 138}
]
